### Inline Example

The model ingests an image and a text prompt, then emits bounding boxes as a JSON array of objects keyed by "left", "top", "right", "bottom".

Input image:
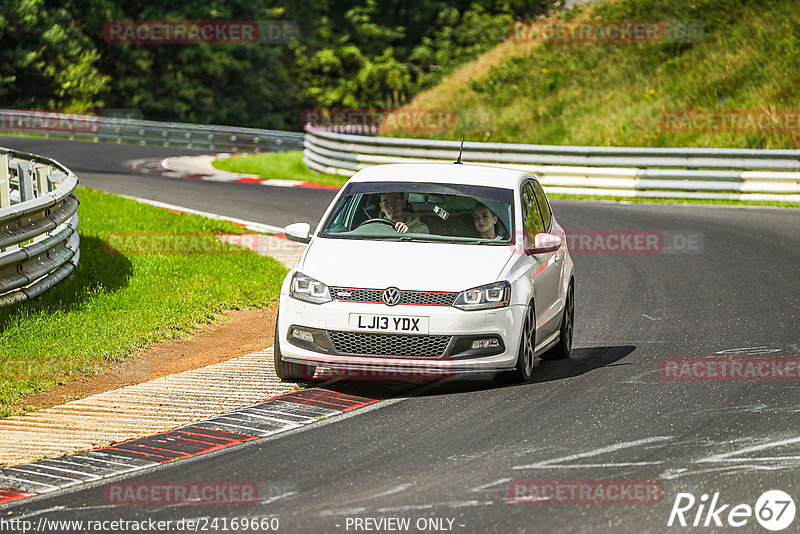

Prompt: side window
[
  {"left": 532, "top": 180, "right": 552, "bottom": 231},
  {"left": 521, "top": 182, "right": 545, "bottom": 248}
]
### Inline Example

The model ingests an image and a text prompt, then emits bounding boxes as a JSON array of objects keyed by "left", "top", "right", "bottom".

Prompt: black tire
[
  {"left": 542, "top": 281, "right": 574, "bottom": 361},
  {"left": 497, "top": 302, "right": 537, "bottom": 384},
  {"left": 273, "top": 319, "right": 316, "bottom": 381}
]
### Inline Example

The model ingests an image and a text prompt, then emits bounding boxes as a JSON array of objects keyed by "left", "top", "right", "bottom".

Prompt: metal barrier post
[
  {"left": 34, "top": 164, "right": 50, "bottom": 195},
  {"left": 0, "top": 154, "right": 9, "bottom": 208},
  {"left": 17, "top": 162, "right": 35, "bottom": 201}
]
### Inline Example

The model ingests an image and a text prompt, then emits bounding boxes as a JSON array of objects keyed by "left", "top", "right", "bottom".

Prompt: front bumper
[{"left": 276, "top": 295, "right": 525, "bottom": 374}]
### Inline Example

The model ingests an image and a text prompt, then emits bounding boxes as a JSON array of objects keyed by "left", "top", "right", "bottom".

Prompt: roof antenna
[{"left": 454, "top": 138, "right": 464, "bottom": 164}]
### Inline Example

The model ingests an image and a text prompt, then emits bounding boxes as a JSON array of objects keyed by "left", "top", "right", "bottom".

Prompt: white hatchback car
[{"left": 275, "top": 163, "right": 574, "bottom": 382}]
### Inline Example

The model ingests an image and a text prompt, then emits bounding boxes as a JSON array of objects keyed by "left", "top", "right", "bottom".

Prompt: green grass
[
  {"left": 548, "top": 193, "right": 800, "bottom": 208},
  {"left": 390, "top": 0, "right": 800, "bottom": 149},
  {"left": 0, "top": 186, "right": 288, "bottom": 418},
  {"left": 213, "top": 151, "right": 348, "bottom": 187}
]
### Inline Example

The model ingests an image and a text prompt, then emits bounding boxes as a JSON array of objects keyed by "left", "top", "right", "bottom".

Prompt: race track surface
[{"left": 2, "top": 136, "right": 799, "bottom": 533}]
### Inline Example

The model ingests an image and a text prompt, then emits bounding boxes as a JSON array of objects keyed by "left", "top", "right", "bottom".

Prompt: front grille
[
  {"left": 328, "top": 330, "right": 452, "bottom": 358},
  {"left": 330, "top": 287, "right": 457, "bottom": 306}
]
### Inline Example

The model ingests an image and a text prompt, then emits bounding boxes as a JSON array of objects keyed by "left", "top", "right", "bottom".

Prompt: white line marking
[
  {"left": 230, "top": 410, "right": 310, "bottom": 426},
  {"left": 201, "top": 420, "right": 275, "bottom": 435},
  {"left": 620, "top": 369, "right": 661, "bottom": 384},
  {"left": 513, "top": 436, "right": 671, "bottom": 470},
  {"left": 524, "top": 462, "right": 663, "bottom": 468},
  {"left": 470, "top": 478, "right": 511, "bottom": 493},
  {"left": 246, "top": 408, "right": 318, "bottom": 422},
  {"left": 319, "top": 507, "right": 368, "bottom": 517},
  {"left": 696, "top": 436, "right": 800, "bottom": 463},
  {"left": 4, "top": 467, "right": 73, "bottom": 482},
  {"left": 81, "top": 451, "right": 156, "bottom": 468},
  {"left": 715, "top": 346, "right": 782, "bottom": 355},
  {"left": 0, "top": 474, "right": 58, "bottom": 490},
  {"left": 5, "top": 506, "right": 66, "bottom": 520},
  {"left": 335, "top": 483, "right": 416, "bottom": 507},
  {"left": 119, "top": 195, "right": 285, "bottom": 234},
  {"left": 27, "top": 463, "right": 101, "bottom": 480},
  {"left": 376, "top": 500, "right": 494, "bottom": 512}
]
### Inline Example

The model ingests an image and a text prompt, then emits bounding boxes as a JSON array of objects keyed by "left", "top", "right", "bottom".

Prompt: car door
[{"left": 521, "top": 180, "right": 561, "bottom": 344}]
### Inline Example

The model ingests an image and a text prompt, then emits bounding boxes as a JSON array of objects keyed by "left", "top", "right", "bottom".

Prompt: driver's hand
[{"left": 394, "top": 221, "right": 409, "bottom": 233}]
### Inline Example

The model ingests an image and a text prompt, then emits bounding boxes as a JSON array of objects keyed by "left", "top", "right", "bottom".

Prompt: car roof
[{"left": 347, "top": 163, "right": 530, "bottom": 189}]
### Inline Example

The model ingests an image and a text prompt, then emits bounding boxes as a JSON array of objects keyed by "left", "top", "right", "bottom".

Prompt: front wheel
[
  {"left": 273, "top": 318, "right": 316, "bottom": 381},
  {"left": 543, "top": 281, "right": 573, "bottom": 360},
  {"left": 510, "top": 303, "right": 537, "bottom": 382}
]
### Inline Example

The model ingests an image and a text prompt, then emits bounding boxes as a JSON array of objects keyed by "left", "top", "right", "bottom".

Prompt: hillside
[{"left": 387, "top": 0, "right": 800, "bottom": 149}]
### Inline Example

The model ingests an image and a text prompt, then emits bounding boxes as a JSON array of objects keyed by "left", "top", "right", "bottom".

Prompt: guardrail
[
  {"left": 0, "top": 147, "right": 80, "bottom": 307},
  {"left": 0, "top": 109, "right": 304, "bottom": 153},
  {"left": 303, "top": 129, "right": 800, "bottom": 202}
]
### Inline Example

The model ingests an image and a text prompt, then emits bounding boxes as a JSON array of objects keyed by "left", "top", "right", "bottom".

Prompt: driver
[{"left": 379, "top": 192, "right": 429, "bottom": 234}]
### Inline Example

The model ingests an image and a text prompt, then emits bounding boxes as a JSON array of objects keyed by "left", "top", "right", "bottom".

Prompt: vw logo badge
[{"left": 382, "top": 287, "right": 401, "bottom": 306}]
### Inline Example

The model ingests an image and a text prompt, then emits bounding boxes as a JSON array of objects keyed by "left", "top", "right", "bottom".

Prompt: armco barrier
[
  {"left": 0, "top": 109, "right": 304, "bottom": 153},
  {"left": 303, "top": 129, "right": 800, "bottom": 202},
  {"left": 0, "top": 147, "right": 80, "bottom": 307}
]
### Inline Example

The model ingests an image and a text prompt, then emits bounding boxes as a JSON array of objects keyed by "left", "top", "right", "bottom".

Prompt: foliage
[
  {"left": 1, "top": 0, "right": 554, "bottom": 129},
  {"left": 391, "top": 0, "right": 800, "bottom": 148},
  {"left": 0, "top": 0, "right": 109, "bottom": 109}
]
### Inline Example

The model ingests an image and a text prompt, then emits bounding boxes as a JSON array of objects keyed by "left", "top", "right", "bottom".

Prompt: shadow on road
[{"left": 308, "top": 344, "right": 636, "bottom": 400}]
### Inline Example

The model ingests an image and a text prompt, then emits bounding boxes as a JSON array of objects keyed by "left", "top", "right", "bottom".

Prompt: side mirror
[
  {"left": 526, "top": 233, "right": 563, "bottom": 255},
  {"left": 284, "top": 222, "right": 311, "bottom": 244}
]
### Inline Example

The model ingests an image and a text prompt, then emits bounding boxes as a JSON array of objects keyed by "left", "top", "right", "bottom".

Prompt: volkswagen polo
[{"left": 274, "top": 163, "right": 574, "bottom": 382}]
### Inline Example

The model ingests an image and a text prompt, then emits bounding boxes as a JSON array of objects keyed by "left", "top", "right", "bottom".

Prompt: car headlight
[
  {"left": 290, "top": 272, "right": 331, "bottom": 304},
  {"left": 453, "top": 281, "right": 510, "bottom": 311}
]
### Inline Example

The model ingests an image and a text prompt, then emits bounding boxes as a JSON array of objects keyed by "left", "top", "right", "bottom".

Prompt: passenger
[
  {"left": 379, "top": 192, "right": 429, "bottom": 233},
  {"left": 473, "top": 202, "right": 501, "bottom": 239}
]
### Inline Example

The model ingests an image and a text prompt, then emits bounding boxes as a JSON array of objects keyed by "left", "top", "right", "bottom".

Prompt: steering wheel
[{"left": 356, "top": 218, "right": 397, "bottom": 229}]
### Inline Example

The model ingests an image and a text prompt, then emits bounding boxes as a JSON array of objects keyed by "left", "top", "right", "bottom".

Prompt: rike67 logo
[{"left": 668, "top": 490, "right": 796, "bottom": 531}]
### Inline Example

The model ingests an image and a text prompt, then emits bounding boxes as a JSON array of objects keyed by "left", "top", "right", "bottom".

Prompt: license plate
[{"left": 348, "top": 314, "right": 429, "bottom": 334}]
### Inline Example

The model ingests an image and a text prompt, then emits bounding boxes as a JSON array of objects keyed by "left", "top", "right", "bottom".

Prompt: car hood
[{"left": 299, "top": 237, "right": 513, "bottom": 291}]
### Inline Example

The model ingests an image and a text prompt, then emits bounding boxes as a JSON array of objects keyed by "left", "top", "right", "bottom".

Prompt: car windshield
[{"left": 319, "top": 181, "right": 515, "bottom": 244}]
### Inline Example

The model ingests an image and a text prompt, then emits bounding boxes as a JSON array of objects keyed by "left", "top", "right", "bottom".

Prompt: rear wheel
[
  {"left": 543, "top": 281, "right": 573, "bottom": 361},
  {"left": 273, "top": 318, "right": 316, "bottom": 381}
]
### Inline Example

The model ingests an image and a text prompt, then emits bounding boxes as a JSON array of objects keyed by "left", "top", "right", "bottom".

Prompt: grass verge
[
  {"left": 213, "top": 151, "right": 348, "bottom": 187},
  {"left": 390, "top": 0, "right": 800, "bottom": 149},
  {"left": 0, "top": 186, "right": 288, "bottom": 418},
  {"left": 548, "top": 193, "right": 800, "bottom": 208}
]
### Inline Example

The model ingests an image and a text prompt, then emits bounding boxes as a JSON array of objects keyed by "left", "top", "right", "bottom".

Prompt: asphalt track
[{"left": 2, "top": 136, "right": 800, "bottom": 533}]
